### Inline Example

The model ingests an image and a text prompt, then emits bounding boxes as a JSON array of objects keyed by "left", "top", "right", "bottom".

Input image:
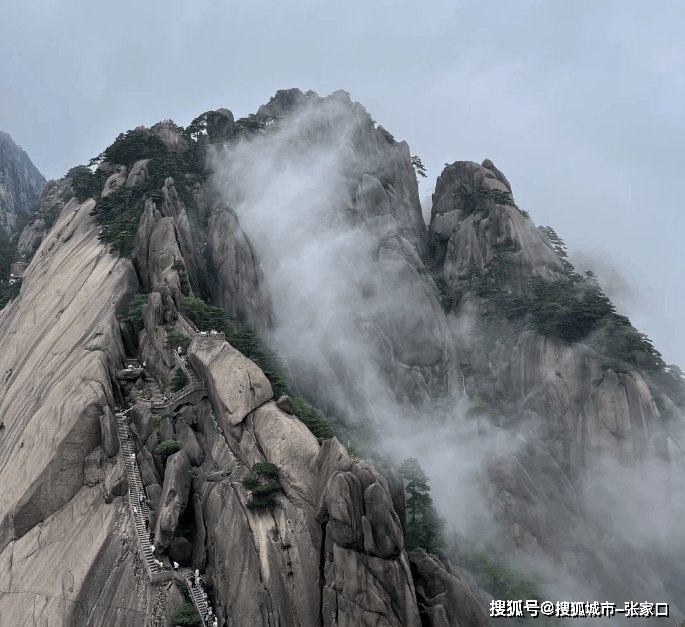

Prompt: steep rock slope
[
  {"left": 426, "top": 159, "right": 685, "bottom": 617},
  {"left": 0, "top": 131, "right": 46, "bottom": 237},
  {"left": 0, "top": 188, "right": 187, "bottom": 625},
  {"left": 225, "top": 89, "right": 462, "bottom": 417}
]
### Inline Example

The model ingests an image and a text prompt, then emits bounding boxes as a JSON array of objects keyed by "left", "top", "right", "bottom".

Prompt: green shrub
[
  {"left": 247, "top": 493, "right": 278, "bottom": 509},
  {"left": 241, "top": 476, "right": 260, "bottom": 489},
  {"left": 291, "top": 395, "right": 338, "bottom": 441},
  {"left": 281, "top": 542, "right": 291, "bottom": 550},
  {"left": 252, "top": 462, "right": 279, "bottom": 478},
  {"left": 127, "top": 293, "right": 148, "bottom": 335},
  {"left": 172, "top": 602, "right": 201, "bottom": 627},
  {"left": 252, "top": 481, "right": 283, "bottom": 496},
  {"left": 167, "top": 368, "right": 188, "bottom": 392},
  {"left": 0, "top": 279, "right": 21, "bottom": 310},
  {"left": 154, "top": 439, "right": 179, "bottom": 465},
  {"left": 167, "top": 332, "right": 189, "bottom": 348},
  {"left": 175, "top": 580, "right": 190, "bottom": 603},
  {"left": 86, "top": 346, "right": 108, "bottom": 352}
]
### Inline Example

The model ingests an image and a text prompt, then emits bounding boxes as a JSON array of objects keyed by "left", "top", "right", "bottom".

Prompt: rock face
[
  {"left": 189, "top": 336, "right": 273, "bottom": 427},
  {"left": 0, "top": 131, "right": 46, "bottom": 237},
  {"left": 429, "top": 160, "right": 567, "bottom": 295},
  {"left": 208, "top": 201, "right": 275, "bottom": 329},
  {"left": 4, "top": 92, "right": 685, "bottom": 626},
  {"left": 155, "top": 449, "right": 192, "bottom": 552},
  {"left": 0, "top": 196, "right": 137, "bottom": 553},
  {"left": 409, "top": 548, "right": 490, "bottom": 627}
]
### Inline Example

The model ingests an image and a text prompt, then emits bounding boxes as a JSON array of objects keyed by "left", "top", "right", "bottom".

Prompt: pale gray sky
[{"left": 2, "top": 0, "right": 683, "bottom": 367}]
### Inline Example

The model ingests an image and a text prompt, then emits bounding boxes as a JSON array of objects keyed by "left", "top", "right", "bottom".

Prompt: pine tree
[{"left": 398, "top": 458, "right": 445, "bottom": 554}]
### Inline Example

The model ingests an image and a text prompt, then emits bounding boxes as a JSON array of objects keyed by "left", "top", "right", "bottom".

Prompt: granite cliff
[
  {"left": 0, "top": 89, "right": 683, "bottom": 626},
  {"left": 0, "top": 131, "right": 46, "bottom": 237}
]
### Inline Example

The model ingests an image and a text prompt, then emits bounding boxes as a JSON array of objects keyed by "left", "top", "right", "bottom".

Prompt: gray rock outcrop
[
  {"left": 409, "top": 548, "right": 490, "bottom": 627},
  {"left": 0, "top": 131, "right": 46, "bottom": 237},
  {"left": 188, "top": 336, "right": 272, "bottom": 427},
  {"left": 208, "top": 201, "right": 275, "bottom": 329},
  {"left": 0, "top": 196, "right": 137, "bottom": 553},
  {"left": 99, "top": 406, "right": 119, "bottom": 457},
  {"left": 155, "top": 449, "right": 192, "bottom": 551},
  {"left": 176, "top": 420, "right": 204, "bottom": 466}
]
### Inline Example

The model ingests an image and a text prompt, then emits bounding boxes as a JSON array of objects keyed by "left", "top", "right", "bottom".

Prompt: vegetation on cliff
[{"left": 450, "top": 228, "right": 685, "bottom": 409}]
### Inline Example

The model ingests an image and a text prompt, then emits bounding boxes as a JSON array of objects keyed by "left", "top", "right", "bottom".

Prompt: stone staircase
[
  {"left": 115, "top": 411, "right": 162, "bottom": 577},
  {"left": 181, "top": 570, "right": 210, "bottom": 622}
]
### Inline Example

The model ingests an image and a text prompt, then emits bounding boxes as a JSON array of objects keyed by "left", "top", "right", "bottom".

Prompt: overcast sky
[{"left": 2, "top": 0, "right": 683, "bottom": 367}]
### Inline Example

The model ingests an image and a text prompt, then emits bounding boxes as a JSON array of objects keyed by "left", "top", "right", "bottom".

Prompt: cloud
[{"left": 568, "top": 249, "right": 646, "bottom": 317}]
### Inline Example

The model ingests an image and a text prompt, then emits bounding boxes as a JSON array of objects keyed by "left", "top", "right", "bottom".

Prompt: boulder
[
  {"left": 129, "top": 404, "right": 153, "bottom": 452},
  {"left": 169, "top": 536, "right": 192, "bottom": 567},
  {"left": 145, "top": 432, "right": 159, "bottom": 453},
  {"left": 145, "top": 483, "right": 163, "bottom": 511},
  {"left": 176, "top": 421, "right": 204, "bottom": 466},
  {"left": 137, "top": 446, "right": 161, "bottom": 487},
  {"left": 409, "top": 549, "right": 490, "bottom": 627},
  {"left": 176, "top": 403, "right": 196, "bottom": 426},
  {"left": 104, "top": 456, "right": 128, "bottom": 503},
  {"left": 252, "top": 400, "right": 319, "bottom": 495},
  {"left": 188, "top": 339, "right": 272, "bottom": 428},
  {"left": 125, "top": 159, "right": 149, "bottom": 189},
  {"left": 208, "top": 202, "right": 275, "bottom": 329},
  {"left": 84, "top": 447, "right": 106, "bottom": 487},
  {"left": 276, "top": 395, "right": 293, "bottom": 414},
  {"left": 101, "top": 165, "right": 127, "bottom": 198},
  {"left": 362, "top": 482, "right": 403, "bottom": 558},
  {"left": 154, "top": 450, "right": 192, "bottom": 552},
  {"left": 159, "top": 417, "right": 175, "bottom": 442},
  {"left": 99, "top": 406, "right": 119, "bottom": 458}
]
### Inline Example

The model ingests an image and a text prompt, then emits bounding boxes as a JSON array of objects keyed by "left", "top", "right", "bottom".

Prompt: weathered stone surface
[
  {"left": 0, "top": 131, "right": 46, "bottom": 237},
  {"left": 176, "top": 403, "right": 196, "bottom": 425},
  {"left": 101, "top": 164, "right": 127, "bottom": 197},
  {"left": 99, "top": 406, "right": 119, "bottom": 457},
  {"left": 321, "top": 542, "right": 421, "bottom": 627},
  {"left": 150, "top": 120, "right": 188, "bottom": 152},
  {"left": 208, "top": 201, "right": 275, "bottom": 329},
  {"left": 386, "top": 470, "right": 406, "bottom": 533},
  {"left": 362, "top": 481, "right": 404, "bottom": 558},
  {"left": 409, "top": 549, "right": 490, "bottom": 627},
  {"left": 159, "top": 416, "right": 175, "bottom": 442},
  {"left": 0, "top": 195, "right": 137, "bottom": 554},
  {"left": 429, "top": 160, "right": 566, "bottom": 290},
  {"left": 146, "top": 483, "right": 163, "bottom": 511},
  {"left": 276, "top": 394, "right": 293, "bottom": 414},
  {"left": 189, "top": 337, "right": 272, "bottom": 427},
  {"left": 130, "top": 403, "right": 154, "bottom": 452},
  {"left": 138, "top": 445, "right": 161, "bottom": 487},
  {"left": 145, "top": 431, "right": 159, "bottom": 453},
  {"left": 0, "top": 487, "right": 150, "bottom": 626},
  {"left": 314, "top": 439, "right": 421, "bottom": 627},
  {"left": 84, "top": 447, "right": 107, "bottom": 487},
  {"left": 125, "top": 158, "right": 149, "bottom": 189},
  {"left": 252, "top": 400, "right": 319, "bottom": 496},
  {"left": 176, "top": 421, "right": 204, "bottom": 466},
  {"left": 169, "top": 536, "right": 192, "bottom": 566},
  {"left": 155, "top": 449, "right": 192, "bottom": 552},
  {"left": 104, "top": 454, "right": 128, "bottom": 502}
]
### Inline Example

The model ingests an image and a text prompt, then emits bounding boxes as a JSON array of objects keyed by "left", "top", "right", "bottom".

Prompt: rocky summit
[{"left": 0, "top": 89, "right": 683, "bottom": 627}]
